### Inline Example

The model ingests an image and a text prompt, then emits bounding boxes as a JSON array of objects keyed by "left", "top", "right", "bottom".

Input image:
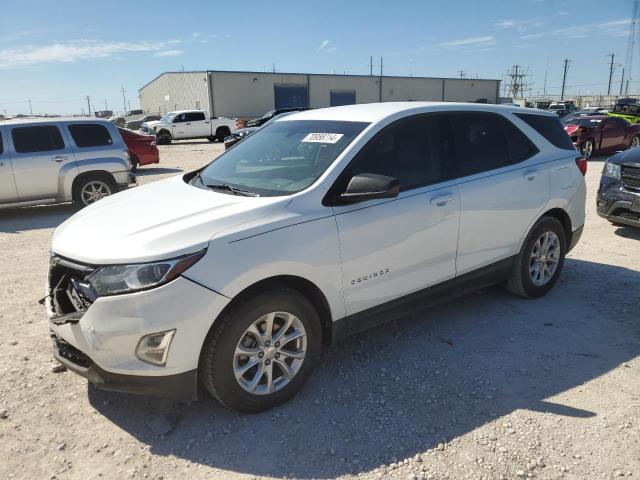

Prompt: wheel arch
[{"left": 538, "top": 207, "right": 572, "bottom": 247}]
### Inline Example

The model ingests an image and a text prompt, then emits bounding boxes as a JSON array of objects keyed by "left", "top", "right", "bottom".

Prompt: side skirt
[{"left": 331, "top": 256, "right": 515, "bottom": 343}]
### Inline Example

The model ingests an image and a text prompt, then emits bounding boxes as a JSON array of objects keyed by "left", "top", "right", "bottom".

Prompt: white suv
[{"left": 47, "top": 103, "right": 586, "bottom": 412}]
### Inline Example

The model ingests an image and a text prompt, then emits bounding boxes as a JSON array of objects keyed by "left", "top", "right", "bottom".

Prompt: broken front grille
[
  {"left": 622, "top": 165, "right": 640, "bottom": 191},
  {"left": 48, "top": 256, "right": 98, "bottom": 318}
]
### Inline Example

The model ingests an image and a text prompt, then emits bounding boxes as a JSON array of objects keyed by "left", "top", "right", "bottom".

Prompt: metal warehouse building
[{"left": 139, "top": 70, "right": 501, "bottom": 119}]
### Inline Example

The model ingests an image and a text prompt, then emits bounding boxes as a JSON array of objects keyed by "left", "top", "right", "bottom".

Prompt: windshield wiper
[{"left": 206, "top": 183, "right": 259, "bottom": 197}]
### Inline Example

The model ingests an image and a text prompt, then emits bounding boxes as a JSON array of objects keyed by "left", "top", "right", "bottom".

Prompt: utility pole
[
  {"left": 607, "top": 53, "right": 616, "bottom": 95},
  {"left": 620, "top": 67, "right": 626, "bottom": 95},
  {"left": 120, "top": 85, "right": 127, "bottom": 113},
  {"left": 128, "top": 100, "right": 131, "bottom": 111},
  {"left": 458, "top": 69, "right": 467, "bottom": 79},
  {"left": 380, "top": 56, "right": 383, "bottom": 77},
  {"left": 505, "top": 64, "right": 531, "bottom": 99},
  {"left": 86, "top": 95, "right": 91, "bottom": 116},
  {"left": 272, "top": 63, "right": 276, "bottom": 73},
  {"left": 104, "top": 99, "right": 108, "bottom": 111},
  {"left": 370, "top": 56, "right": 373, "bottom": 76},
  {"left": 28, "top": 100, "right": 33, "bottom": 116},
  {"left": 560, "top": 58, "right": 571, "bottom": 101}
]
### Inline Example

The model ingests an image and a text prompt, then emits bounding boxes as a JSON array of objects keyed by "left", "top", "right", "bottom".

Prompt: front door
[
  {"left": 8, "top": 123, "right": 76, "bottom": 202},
  {"left": 600, "top": 117, "right": 627, "bottom": 151},
  {"left": 331, "top": 113, "right": 460, "bottom": 316},
  {"left": 0, "top": 127, "right": 19, "bottom": 203}
]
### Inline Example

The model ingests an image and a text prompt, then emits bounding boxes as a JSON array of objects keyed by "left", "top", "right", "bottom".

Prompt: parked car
[
  {"left": 548, "top": 103, "right": 574, "bottom": 117},
  {"left": 141, "top": 110, "right": 234, "bottom": 144},
  {"left": 46, "top": 103, "right": 585, "bottom": 412},
  {"left": 245, "top": 107, "right": 308, "bottom": 128},
  {"left": 124, "top": 115, "right": 161, "bottom": 131},
  {"left": 608, "top": 101, "right": 640, "bottom": 124},
  {"left": 0, "top": 118, "right": 134, "bottom": 209},
  {"left": 224, "top": 112, "right": 296, "bottom": 150},
  {"left": 118, "top": 127, "right": 159, "bottom": 171},
  {"left": 563, "top": 115, "right": 640, "bottom": 159},
  {"left": 109, "top": 115, "right": 126, "bottom": 128},
  {"left": 561, "top": 111, "right": 607, "bottom": 125},
  {"left": 597, "top": 147, "right": 640, "bottom": 228}
]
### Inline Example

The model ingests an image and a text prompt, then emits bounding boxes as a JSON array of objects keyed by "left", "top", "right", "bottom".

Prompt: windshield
[
  {"left": 549, "top": 105, "right": 565, "bottom": 111},
  {"left": 160, "top": 112, "right": 177, "bottom": 122},
  {"left": 198, "top": 120, "right": 369, "bottom": 196},
  {"left": 261, "top": 110, "right": 275, "bottom": 119}
]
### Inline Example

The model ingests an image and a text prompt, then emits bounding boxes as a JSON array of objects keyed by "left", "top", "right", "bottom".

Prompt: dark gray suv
[{"left": 597, "top": 147, "right": 640, "bottom": 228}]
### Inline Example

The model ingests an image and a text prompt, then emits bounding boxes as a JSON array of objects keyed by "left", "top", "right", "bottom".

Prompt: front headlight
[
  {"left": 603, "top": 161, "right": 621, "bottom": 179},
  {"left": 88, "top": 250, "right": 206, "bottom": 296}
]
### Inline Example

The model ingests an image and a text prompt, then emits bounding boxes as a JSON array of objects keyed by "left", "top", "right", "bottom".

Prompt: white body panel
[{"left": 48, "top": 102, "right": 586, "bottom": 381}]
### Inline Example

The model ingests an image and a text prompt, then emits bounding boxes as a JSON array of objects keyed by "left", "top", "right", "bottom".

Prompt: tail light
[{"left": 575, "top": 156, "right": 587, "bottom": 176}]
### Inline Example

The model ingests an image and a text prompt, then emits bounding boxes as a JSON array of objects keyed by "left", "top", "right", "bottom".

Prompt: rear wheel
[
  {"left": 199, "top": 288, "right": 321, "bottom": 413},
  {"left": 580, "top": 139, "right": 594, "bottom": 159},
  {"left": 72, "top": 174, "right": 116, "bottom": 207},
  {"left": 507, "top": 216, "right": 566, "bottom": 298},
  {"left": 216, "top": 126, "right": 231, "bottom": 142}
]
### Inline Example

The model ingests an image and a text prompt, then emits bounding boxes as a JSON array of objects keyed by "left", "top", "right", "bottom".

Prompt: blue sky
[{"left": 0, "top": 0, "right": 634, "bottom": 115}]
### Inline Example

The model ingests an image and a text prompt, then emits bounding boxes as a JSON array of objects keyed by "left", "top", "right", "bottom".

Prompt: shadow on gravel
[
  {"left": 0, "top": 203, "right": 78, "bottom": 233},
  {"left": 89, "top": 258, "right": 640, "bottom": 479},
  {"left": 134, "top": 167, "right": 183, "bottom": 176},
  {"left": 614, "top": 226, "right": 640, "bottom": 241}
]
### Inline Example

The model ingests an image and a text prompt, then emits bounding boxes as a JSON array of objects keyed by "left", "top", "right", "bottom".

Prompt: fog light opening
[{"left": 136, "top": 330, "right": 176, "bottom": 366}]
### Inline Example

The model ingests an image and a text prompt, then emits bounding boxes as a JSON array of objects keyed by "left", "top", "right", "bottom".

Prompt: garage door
[
  {"left": 274, "top": 84, "right": 308, "bottom": 109},
  {"left": 330, "top": 90, "right": 356, "bottom": 106}
]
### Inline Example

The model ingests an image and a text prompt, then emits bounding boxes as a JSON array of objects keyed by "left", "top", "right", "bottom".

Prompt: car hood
[
  {"left": 142, "top": 120, "right": 165, "bottom": 129},
  {"left": 51, "top": 175, "right": 288, "bottom": 265}
]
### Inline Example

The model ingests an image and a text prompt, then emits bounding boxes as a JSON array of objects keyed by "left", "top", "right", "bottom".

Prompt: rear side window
[
  {"left": 449, "top": 112, "right": 510, "bottom": 176},
  {"left": 502, "top": 118, "right": 539, "bottom": 163},
  {"left": 68, "top": 123, "right": 113, "bottom": 148},
  {"left": 185, "top": 111, "right": 205, "bottom": 121},
  {"left": 346, "top": 113, "right": 456, "bottom": 190},
  {"left": 12, "top": 125, "right": 64, "bottom": 153},
  {"left": 514, "top": 113, "right": 575, "bottom": 150}
]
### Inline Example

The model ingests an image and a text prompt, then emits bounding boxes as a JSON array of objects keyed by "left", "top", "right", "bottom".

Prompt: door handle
[
  {"left": 52, "top": 156, "right": 68, "bottom": 162},
  {"left": 522, "top": 169, "right": 538, "bottom": 181},
  {"left": 430, "top": 193, "right": 453, "bottom": 206},
  {"left": 186, "top": 122, "right": 191, "bottom": 125},
  {"left": 204, "top": 121, "right": 210, "bottom": 124}
]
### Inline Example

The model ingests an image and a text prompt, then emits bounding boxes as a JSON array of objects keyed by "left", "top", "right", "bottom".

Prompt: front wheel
[
  {"left": 216, "top": 127, "right": 231, "bottom": 142},
  {"left": 629, "top": 135, "right": 640, "bottom": 149},
  {"left": 580, "top": 139, "right": 594, "bottom": 159},
  {"left": 130, "top": 152, "right": 139, "bottom": 172},
  {"left": 199, "top": 288, "right": 322, "bottom": 413},
  {"left": 506, "top": 216, "right": 566, "bottom": 298}
]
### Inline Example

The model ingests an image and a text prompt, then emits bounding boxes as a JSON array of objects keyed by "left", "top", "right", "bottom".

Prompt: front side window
[
  {"left": 12, "top": 125, "right": 64, "bottom": 153},
  {"left": 449, "top": 112, "right": 511, "bottom": 176},
  {"left": 68, "top": 123, "right": 113, "bottom": 148},
  {"left": 197, "top": 120, "right": 369, "bottom": 196},
  {"left": 173, "top": 113, "right": 187, "bottom": 123},
  {"left": 343, "top": 114, "right": 456, "bottom": 191}
]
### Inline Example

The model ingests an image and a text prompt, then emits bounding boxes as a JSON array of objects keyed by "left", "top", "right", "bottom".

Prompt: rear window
[
  {"left": 514, "top": 113, "right": 575, "bottom": 150},
  {"left": 68, "top": 123, "right": 113, "bottom": 148},
  {"left": 185, "top": 111, "right": 205, "bottom": 121},
  {"left": 12, "top": 125, "right": 64, "bottom": 153}
]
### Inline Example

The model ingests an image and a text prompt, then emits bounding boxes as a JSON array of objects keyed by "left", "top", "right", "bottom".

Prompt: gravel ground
[{"left": 0, "top": 141, "right": 639, "bottom": 480}]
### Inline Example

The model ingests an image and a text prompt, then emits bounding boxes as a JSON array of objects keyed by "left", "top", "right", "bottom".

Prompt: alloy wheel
[
  {"left": 581, "top": 140, "right": 593, "bottom": 159},
  {"left": 81, "top": 180, "right": 111, "bottom": 205},
  {"left": 529, "top": 231, "right": 560, "bottom": 286},
  {"left": 233, "top": 312, "right": 307, "bottom": 395},
  {"left": 632, "top": 136, "right": 640, "bottom": 148}
]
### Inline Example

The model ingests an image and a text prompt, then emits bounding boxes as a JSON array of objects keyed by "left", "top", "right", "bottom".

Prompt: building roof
[
  {"left": 277, "top": 101, "right": 550, "bottom": 123},
  {"left": 138, "top": 70, "right": 501, "bottom": 92}
]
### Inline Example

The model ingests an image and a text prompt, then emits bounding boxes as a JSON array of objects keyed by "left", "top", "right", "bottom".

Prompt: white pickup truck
[{"left": 140, "top": 110, "right": 235, "bottom": 144}]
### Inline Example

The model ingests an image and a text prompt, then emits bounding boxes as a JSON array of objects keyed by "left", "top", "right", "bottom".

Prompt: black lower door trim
[{"left": 332, "top": 256, "right": 515, "bottom": 342}]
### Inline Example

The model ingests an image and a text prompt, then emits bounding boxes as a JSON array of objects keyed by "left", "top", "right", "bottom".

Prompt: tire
[
  {"left": 506, "top": 216, "right": 566, "bottom": 298},
  {"left": 200, "top": 287, "right": 322, "bottom": 413},
  {"left": 130, "top": 153, "right": 139, "bottom": 172},
  {"left": 207, "top": 136, "right": 216, "bottom": 143},
  {"left": 72, "top": 174, "right": 116, "bottom": 208},
  {"left": 629, "top": 135, "right": 640, "bottom": 150},
  {"left": 156, "top": 131, "right": 172, "bottom": 145},
  {"left": 216, "top": 127, "right": 231, "bottom": 142},
  {"left": 580, "top": 138, "right": 594, "bottom": 159}
]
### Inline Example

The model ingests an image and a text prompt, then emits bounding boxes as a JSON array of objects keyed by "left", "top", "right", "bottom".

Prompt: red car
[
  {"left": 118, "top": 127, "right": 159, "bottom": 171},
  {"left": 563, "top": 116, "right": 640, "bottom": 159}
]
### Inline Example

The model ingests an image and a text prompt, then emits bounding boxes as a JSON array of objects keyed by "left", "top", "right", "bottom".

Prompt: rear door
[
  {"left": 8, "top": 123, "right": 76, "bottom": 201},
  {"left": 185, "top": 111, "right": 210, "bottom": 137},
  {"left": 332, "top": 113, "right": 460, "bottom": 316},
  {"left": 0, "top": 126, "right": 19, "bottom": 203},
  {"left": 451, "top": 112, "right": 547, "bottom": 274}
]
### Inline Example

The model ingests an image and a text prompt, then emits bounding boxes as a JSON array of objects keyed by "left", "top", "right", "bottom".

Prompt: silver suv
[{"left": 0, "top": 118, "right": 134, "bottom": 208}]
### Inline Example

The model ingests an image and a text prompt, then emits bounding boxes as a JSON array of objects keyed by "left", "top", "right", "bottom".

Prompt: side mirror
[{"left": 339, "top": 173, "right": 400, "bottom": 203}]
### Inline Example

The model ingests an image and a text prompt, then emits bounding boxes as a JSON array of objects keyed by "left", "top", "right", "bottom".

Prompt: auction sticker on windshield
[{"left": 301, "top": 133, "right": 344, "bottom": 144}]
